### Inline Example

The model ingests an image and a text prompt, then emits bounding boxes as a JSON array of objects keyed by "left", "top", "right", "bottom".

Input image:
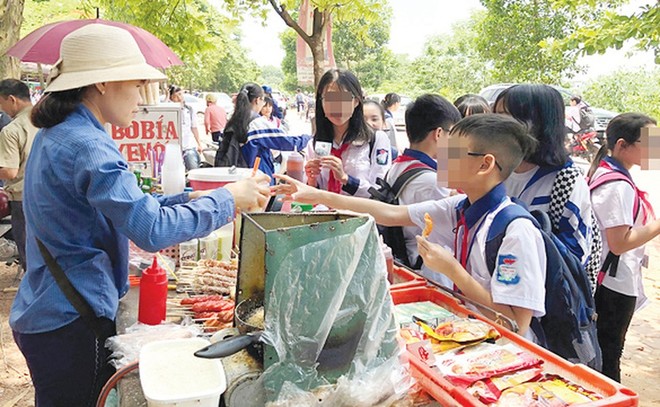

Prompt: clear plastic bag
[
  {"left": 260, "top": 216, "right": 412, "bottom": 406},
  {"left": 105, "top": 319, "right": 202, "bottom": 369}
]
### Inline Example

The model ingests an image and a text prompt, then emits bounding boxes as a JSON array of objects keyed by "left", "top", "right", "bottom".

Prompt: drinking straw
[{"left": 252, "top": 157, "right": 261, "bottom": 176}]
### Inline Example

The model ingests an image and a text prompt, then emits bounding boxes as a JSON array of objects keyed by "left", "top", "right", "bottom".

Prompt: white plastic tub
[
  {"left": 187, "top": 167, "right": 253, "bottom": 190},
  {"left": 139, "top": 338, "right": 226, "bottom": 407}
]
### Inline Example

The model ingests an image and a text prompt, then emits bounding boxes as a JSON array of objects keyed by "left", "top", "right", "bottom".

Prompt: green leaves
[
  {"left": 583, "top": 67, "right": 660, "bottom": 121},
  {"left": 551, "top": 2, "right": 659, "bottom": 64}
]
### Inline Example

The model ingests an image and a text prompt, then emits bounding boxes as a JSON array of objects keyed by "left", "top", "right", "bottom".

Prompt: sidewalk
[{"left": 620, "top": 236, "right": 660, "bottom": 406}]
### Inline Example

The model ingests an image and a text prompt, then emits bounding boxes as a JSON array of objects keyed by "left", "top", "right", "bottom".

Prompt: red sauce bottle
[{"left": 138, "top": 257, "right": 168, "bottom": 325}]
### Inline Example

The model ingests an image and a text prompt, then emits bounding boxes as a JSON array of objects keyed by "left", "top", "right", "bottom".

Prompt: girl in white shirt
[
  {"left": 305, "top": 69, "right": 391, "bottom": 197},
  {"left": 493, "top": 85, "right": 595, "bottom": 269},
  {"left": 587, "top": 112, "right": 659, "bottom": 382}
]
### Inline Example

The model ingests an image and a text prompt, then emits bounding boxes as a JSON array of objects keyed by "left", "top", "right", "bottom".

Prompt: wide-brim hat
[{"left": 46, "top": 24, "right": 166, "bottom": 93}]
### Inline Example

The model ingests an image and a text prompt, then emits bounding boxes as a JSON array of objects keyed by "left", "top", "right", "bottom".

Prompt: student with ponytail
[
  {"left": 214, "top": 82, "right": 309, "bottom": 179},
  {"left": 587, "top": 112, "right": 659, "bottom": 382}
]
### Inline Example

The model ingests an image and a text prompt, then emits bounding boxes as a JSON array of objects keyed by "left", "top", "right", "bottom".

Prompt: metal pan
[{"left": 195, "top": 297, "right": 265, "bottom": 359}]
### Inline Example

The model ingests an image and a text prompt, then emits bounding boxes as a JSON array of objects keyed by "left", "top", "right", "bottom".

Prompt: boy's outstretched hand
[
  {"left": 271, "top": 174, "right": 321, "bottom": 204},
  {"left": 416, "top": 235, "right": 462, "bottom": 280}
]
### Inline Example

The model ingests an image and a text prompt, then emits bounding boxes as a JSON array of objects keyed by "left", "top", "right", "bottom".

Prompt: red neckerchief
[
  {"left": 452, "top": 212, "right": 469, "bottom": 292},
  {"left": 327, "top": 142, "right": 351, "bottom": 194},
  {"left": 598, "top": 160, "right": 656, "bottom": 223},
  {"left": 392, "top": 155, "right": 417, "bottom": 164}
]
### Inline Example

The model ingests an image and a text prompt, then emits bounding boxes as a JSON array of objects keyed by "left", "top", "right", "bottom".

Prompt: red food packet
[
  {"left": 467, "top": 367, "right": 543, "bottom": 403},
  {"left": 436, "top": 343, "right": 543, "bottom": 387}
]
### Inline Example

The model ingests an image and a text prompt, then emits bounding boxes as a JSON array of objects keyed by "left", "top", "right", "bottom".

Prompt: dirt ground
[{"left": 1, "top": 240, "right": 659, "bottom": 406}]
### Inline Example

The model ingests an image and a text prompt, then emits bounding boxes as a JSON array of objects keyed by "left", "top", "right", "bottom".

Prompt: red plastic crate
[
  {"left": 391, "top": 286, "right": 639, "bottom": 407},
  {"left": 389, "top": 265, "right": 426, "bottom": 290}
]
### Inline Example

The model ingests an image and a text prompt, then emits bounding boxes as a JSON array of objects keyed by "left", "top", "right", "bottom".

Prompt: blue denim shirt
[{"left": 10, "top": 104, "right": 235, "bottom": 334}]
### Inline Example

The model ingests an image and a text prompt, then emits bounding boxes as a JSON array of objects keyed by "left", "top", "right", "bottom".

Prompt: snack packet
[{"left": 436, "top": 343, "right": 543, "bottom": 387}]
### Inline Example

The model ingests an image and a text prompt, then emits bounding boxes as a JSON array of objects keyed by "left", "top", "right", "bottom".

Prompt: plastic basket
[
  {"left": 391, "top": 286, "right": 639, "bottom": 407},
  {"left": 389, "top": 265, "right": 426, "bottom": 290}
]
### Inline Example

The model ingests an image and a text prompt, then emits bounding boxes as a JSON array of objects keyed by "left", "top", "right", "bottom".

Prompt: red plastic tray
[
  {"left": 391, "top": 286, "right": 639, "bottom": 407},
  {"left": 389, "top": 265, "right": 426, "bottom": 290}
]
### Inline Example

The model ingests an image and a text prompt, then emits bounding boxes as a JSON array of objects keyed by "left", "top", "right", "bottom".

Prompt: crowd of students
[{"left": 263, "top": 69, "right": 658, "bottom": 384}]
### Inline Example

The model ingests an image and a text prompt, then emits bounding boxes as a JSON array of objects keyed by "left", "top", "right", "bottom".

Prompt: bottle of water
[{"left": 161, "top": 143, "right": 185, "bottom": 195}]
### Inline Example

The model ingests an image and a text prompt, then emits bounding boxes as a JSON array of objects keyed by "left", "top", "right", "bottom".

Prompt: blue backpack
[{"left": 485, "top": 203, "right": 602, "bottom": 370}]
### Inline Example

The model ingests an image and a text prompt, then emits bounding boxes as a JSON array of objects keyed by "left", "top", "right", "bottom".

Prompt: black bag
[
  {"left": 214, "top": 127, "right": 248, "bottom": 168},
  {"left": 368, "top": 163, "right": 432, "bottom": 268},
  {"left": 579, "top": 106, "right": 596, "bottom": 131}
]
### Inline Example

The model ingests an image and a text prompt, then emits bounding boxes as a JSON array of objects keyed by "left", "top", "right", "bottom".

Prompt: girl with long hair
[
  {"left": 214, "top": 82, "right": 309, "bottom": 179},
  {"left": 305, "top": 69, "right": 391, "bottom": 197},
  {"left": 587, "top": 113, "right": 659, "bottom": 382},
  {"left": 493, "top": 84, "right": 596, "bottom": 270}
]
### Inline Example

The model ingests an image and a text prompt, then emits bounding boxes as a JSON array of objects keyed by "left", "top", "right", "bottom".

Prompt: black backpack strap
[
  {"left": 36, "top": 239, "right": 105, "bottom": 338},
  {"left": 390, "top": 165, "right": 433, "bottom": 199}
]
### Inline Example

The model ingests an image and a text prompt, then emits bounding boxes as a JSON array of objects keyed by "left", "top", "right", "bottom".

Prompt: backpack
[
  {"left": 548, "top": 165, "right": 602, "bottom": 293},
  {"left": 368, "top": 163, "right": 433, "bottom": 269},
  {"left": 214, "top": 127, "right": 248, "bottom": 168},
  {"left": 578, "top": 106, "right": 595, "bottom": 131},
  {"left": 485, "top": 203, "right": 602, "bottom": 370},
  {"left": 588, "top": 171, "right": 641, "bottom": 286}
]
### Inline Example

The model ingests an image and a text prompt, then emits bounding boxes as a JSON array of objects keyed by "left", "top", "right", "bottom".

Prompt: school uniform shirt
[
  {"left": 504, "top": 162, "right": 592, "bottom": 265},
  {"left": 408, "top": 183, "right": 546, "bottom": 339},
  {"left": 386, "top": 149, "right": 451, "bottom": 266},
  {"left": 305, "top": 130, "right": 391, "bottom": 197},
  {"left": 241, "top": 115, "right": 310, "bottom": 180},
  {"left": 590, "top": 167, "right": 648, "bottom": 309},
  {"left": 180, "top": 104, "right": 198, "bottom": 151}
]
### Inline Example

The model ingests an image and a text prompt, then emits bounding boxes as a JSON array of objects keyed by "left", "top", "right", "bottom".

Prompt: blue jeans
[
  {"left": 13, "top": 317, "right": 116, "bottom": 407},
  {"left": 183, "top": 149, "right": 200, "bottom": 171}
]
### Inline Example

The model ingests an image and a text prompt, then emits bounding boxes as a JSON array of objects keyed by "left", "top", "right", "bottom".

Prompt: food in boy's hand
[{"left": 422, "top": 212, "right": 433, "bottom": 238}]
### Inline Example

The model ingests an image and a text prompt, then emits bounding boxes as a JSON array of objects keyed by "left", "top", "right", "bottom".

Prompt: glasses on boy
[{"left": 466, "top": 152, "right": 503, "bottom": 171}]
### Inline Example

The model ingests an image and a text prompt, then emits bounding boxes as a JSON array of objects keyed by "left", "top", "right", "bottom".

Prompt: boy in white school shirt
[{"left": 272, "top": 114, "right": 546, "bottom": 338}]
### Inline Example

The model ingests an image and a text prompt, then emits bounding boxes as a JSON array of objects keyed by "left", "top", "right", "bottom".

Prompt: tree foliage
[
  {"left": 582, "top": 67, "right": 660, "bottom": 121},
  {"left": 409, "top": 15, "right": 492, "bottom": 101},
  {"left": 79, "top": 0, "right": 258, "bottom": 91},
  {"left": 554, "top": 2, "right": 659, "bottom": 64},
  {"left": 332, "top": 10, "right": 398, "bottom": 91},
  {"left": 226, "top": 0, "right": 386, "bottom": 86},
  {"left": 475, "top": 0, "right": 589, "bottom": 83}
]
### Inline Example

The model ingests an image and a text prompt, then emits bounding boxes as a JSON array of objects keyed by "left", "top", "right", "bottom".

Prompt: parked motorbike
[{"left": 567, "top": 129, "right": 600, "bottom": 163}]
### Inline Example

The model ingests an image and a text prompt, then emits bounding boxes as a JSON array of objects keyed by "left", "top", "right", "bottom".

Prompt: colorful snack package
[
  {"left": 467, "top": 367, "right": 543, "bottom": 404},
  {"left": 436, "top": 343, "right": 543, "bottom": 387}
]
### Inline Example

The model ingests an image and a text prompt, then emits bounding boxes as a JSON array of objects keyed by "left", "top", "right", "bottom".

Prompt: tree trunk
[
  {"left": 310, "top": 38, "right": 325, "bottom": 88},
  {"left": 269, "top": 0, "right": 331, "bottom": 88},
  {"left": 0, "top": 0, "right": 26, "bottom": 79}
]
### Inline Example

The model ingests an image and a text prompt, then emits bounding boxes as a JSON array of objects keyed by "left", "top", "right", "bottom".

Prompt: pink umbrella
[{"left": 5, "top": 19, "right": 183, "bottom": 69}]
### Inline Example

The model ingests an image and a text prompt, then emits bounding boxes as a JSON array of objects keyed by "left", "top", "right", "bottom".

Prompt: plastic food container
[
  {"left": 187, "top": 167, "right": 253, "bottom": 190},
  {"left": 139, "top": 338, "right": 226, "bottom": 407}
]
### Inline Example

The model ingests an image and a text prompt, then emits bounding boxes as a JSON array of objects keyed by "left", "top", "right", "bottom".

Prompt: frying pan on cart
[
  {"left": 195, "top": 297, "right": 264, "bottom": 359},
  {"left": 194, "top": 295, "right": 365, "bottom": 373}
]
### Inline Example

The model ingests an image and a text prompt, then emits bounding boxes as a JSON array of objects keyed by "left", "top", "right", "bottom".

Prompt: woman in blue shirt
[{"left": 9, "top": 24, "right": 270, "bottom": 407}]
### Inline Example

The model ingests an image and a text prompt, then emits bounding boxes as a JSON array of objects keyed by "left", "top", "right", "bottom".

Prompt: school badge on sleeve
[
  {"left": 376, "top": 148, "right": 389, "bottom": 165},
  {"left": 496, "top": 254, "right": 520, "bottom": 285}
]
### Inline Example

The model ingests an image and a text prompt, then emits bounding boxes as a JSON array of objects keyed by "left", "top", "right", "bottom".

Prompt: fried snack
[{"left": 422, "top": 212, "right": 433, "bottom": 238}]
